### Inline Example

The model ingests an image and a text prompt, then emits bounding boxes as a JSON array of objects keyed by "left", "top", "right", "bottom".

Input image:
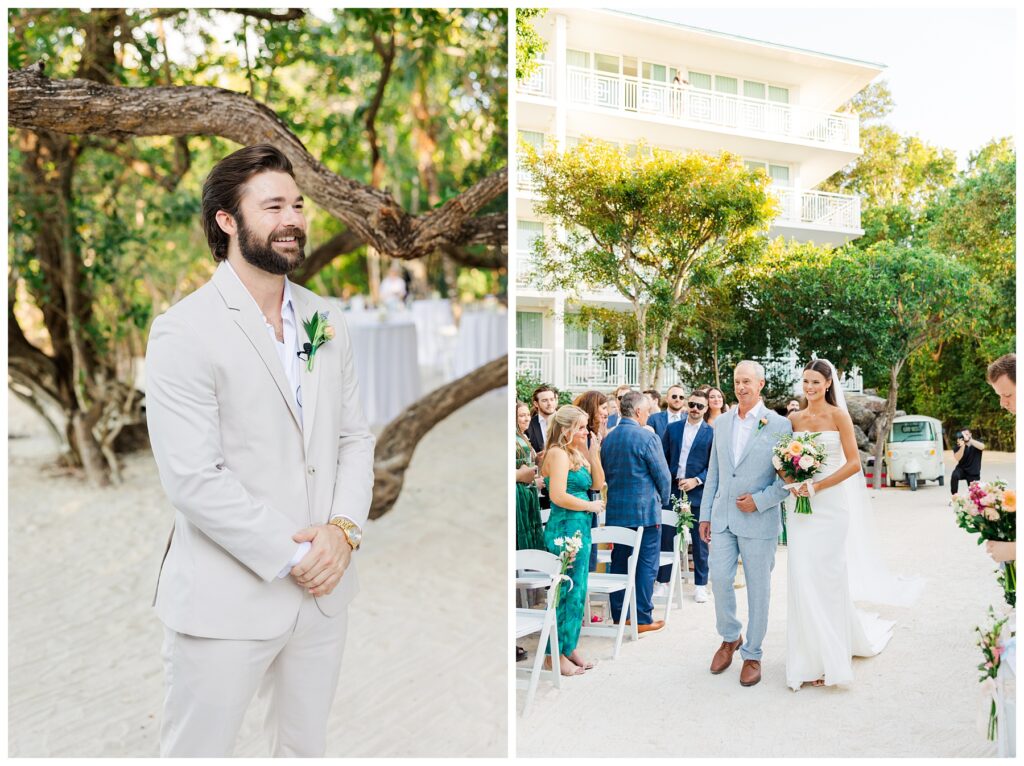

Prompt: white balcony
[
  {"left": 564, "top": 66, "right": 859, "bottom": 152},
  {"left": 520, "top": 60, "right": 554, "bottom": 99},
  {"left": 773, "top": 188, "right": 861, "bottom": 233},
  {"left": 565, "top": 350, "right": 681, "bottom": 390},
  {"left": 516, "top": 347, "right": 553, "bottom": 382}
]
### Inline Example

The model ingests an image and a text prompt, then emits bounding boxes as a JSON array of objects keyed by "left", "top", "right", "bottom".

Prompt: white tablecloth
[
  {"left": 452, "top": 309, "right": 507, "bottom": 379},
  {"left": 411, "top": 299, "right": 454, "bottom": 367},
  {"left": 343, "top": 313, "right": 422, "bottom": 427}
]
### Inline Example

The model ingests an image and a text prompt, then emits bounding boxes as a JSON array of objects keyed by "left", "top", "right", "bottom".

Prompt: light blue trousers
[{"left": 709, "top": 527, "right": 776, "bottom": 662}]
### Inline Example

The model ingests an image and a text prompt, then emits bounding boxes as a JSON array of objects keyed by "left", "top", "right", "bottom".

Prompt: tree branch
[
  {"left": 217, "top": 8, "right": 305, "bottom": 22},
  {"left": 289, "top": 229, "right": 365, "bottom": 286},
  {"left": 9, "top": 64, "right": 508, "bottom": 260},
  {"left": 370, "top": 354, "right": 508, "bottom": 518}
]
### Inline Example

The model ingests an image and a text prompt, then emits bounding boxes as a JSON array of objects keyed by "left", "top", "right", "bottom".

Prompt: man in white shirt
[
  {"left": 146, "top": 145, "right": 374, "bottom": 755},
  {"left": 657, "top": 389, "right": 715, "bottom": 602},
  {"left": 649, "top": 384, "right": 685, "bottom": 438}
]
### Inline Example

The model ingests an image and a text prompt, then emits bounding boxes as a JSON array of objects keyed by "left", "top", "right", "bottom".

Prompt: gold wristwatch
[{"left": 328, "top": 517, "right": 362, "bottom": 551}]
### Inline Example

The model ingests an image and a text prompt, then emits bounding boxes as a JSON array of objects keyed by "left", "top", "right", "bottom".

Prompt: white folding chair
[
  {"left": 581, "top": 525, "right": 643, "bottom": 659},
  {"left": 515, "top": 549, "right": 562, "bottom": 716},
  {"left": 653, "top": 509, "right": 686, "bottom": 623},
  {"left": 540, "top": 507, "right": 551, "bottom": 526}
]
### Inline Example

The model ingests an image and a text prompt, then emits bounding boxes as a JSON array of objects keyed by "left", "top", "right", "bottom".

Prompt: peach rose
[
  {"left": 788, "top": 441, "right": 804, "bottom": 456},
  {"left": 1003, "top": 490, "right": 1016, "bottom": 513}
]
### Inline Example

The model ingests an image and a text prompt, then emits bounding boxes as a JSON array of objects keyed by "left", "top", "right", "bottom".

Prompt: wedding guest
[
  {"left": 515, "top": 401, "right": 545, "bottom": 663},
  {"left": 657, "top": 388, "right": 714, "bottom": 603},
  {"left": 786, "top": 399, "right": 801, "bottom": 415},
  {"left": 985, "top": 354, "right": 1015, "bottom": 563},
  {"left": 515, "top": 402, "right": 545, "bottom": 551},
  {"left": 649, "top": 384, "right": 686, "bottom": 439},
  {"left": 601, "top": 391, "right": 672, "bottom": 633},
  {"left": 379, "top": 264, "right": 407, "bottom": 304},
  {"left": 527, "top": 385, "right": 559, "bottom": 510},
  {"left": 607, "top": 384, "right": 635, "bottom": 429},
  {"left": 540, "top": 405, "right": 605, "bottom": 675},
  {"left": 644, "top": 389, "right": 664, "bottom": 415},
  {"left": 606, "top": 394, "right": 620, "bottom": 420},
  {"left": 574, "top": 390, "right": 610, "bottom": 573},
  {"left": 704, "top": 386, "right": 729, "bottom": 427}
]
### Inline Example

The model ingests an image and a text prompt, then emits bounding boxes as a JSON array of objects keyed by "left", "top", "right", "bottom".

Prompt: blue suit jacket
[
  {"left": 607, "top": 413, "right": 620, "bottom": 430},
  {"left": 662, "top": 419, "right": 714, "bottom": 507},
  {"left": 601, "top": 418, "right": 672, "bottom": 528},
  {"left": 647, "top": 410, "right": 671, "bottom": 440}
]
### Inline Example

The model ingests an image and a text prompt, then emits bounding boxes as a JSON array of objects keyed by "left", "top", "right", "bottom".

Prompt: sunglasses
[
  {"left": 688, "top": 402, "right": 707, "bottom": 410},
  {"left": 668, "top": 394, "right": 684, "bottom": 400}
]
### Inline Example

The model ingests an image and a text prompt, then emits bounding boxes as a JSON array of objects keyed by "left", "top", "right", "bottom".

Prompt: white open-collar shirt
[{"left": 731, "top": 399, "right": 766, "bottom": 465}]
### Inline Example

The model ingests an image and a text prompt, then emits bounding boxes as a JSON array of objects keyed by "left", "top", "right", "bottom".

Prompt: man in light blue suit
[
  {"left": 699, "top": 361, "right": 792, "bottom": 687},
  {"left": 602, "top": 391, "right": 673, "bottom": 632}
]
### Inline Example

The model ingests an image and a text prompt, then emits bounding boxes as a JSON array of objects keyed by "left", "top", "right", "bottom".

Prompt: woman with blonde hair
[{"left": 540, "top": 404, "right": 605, "bottom": 675}]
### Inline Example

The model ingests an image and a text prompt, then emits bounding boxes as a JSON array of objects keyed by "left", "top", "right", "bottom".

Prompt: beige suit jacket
[{"left": 146, "top": 262, "right": 375, "bottom": 639}]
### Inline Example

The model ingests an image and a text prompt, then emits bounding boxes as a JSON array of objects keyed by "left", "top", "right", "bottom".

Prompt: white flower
[
  {"left": 772, "top": 455, "right": 783, "bottom": 470},
  {"left": 798, "top": 454, "right": 815, "bottom": 470},
  {"left": 554, "top": 537, "right": 564, "bottom": 546}
]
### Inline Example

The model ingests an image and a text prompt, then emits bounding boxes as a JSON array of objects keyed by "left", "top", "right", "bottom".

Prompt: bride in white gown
[{"left": 784, "top": 359, "right": 924, "bottom": 691}]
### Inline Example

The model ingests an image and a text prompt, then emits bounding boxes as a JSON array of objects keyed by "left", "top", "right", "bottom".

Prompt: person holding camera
[{"left": 950, "top": 428, "right": 985, "bottom": 495}]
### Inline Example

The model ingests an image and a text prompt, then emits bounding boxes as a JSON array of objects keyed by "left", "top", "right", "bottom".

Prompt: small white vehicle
[{"left": 884, "top": 415, "right": 945, "bottom": 491}]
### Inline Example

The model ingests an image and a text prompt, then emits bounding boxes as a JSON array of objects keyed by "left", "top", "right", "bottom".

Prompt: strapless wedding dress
[{"left": 786, "top": 431, "right": 895, "bottom": 690}]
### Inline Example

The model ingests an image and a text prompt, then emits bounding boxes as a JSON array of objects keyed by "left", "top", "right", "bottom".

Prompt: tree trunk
[
  {"left": 370, "top": 354, "right": 507, "bottom": 518},
  {"left": 634, "top": 303, "right": 648, "bottom": 388},
  {"left": 712, "top": 335, "right": 721, "bottom": 390},
  {"left": 870, "top": 361, "right": 903, "bottom": 489}
]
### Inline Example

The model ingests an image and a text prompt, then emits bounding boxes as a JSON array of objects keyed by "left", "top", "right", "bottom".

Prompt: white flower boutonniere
[{"left": 299, "top": 311, "right": 334, "bottom": 371}]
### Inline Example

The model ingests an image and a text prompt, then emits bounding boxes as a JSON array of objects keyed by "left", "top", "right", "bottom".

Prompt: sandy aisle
[
  {"left": 8, "top": 384, "right": 506, "bottom": 757},
  {"left": 517, "top": 451, "right": 1015, "bottom": 757}
]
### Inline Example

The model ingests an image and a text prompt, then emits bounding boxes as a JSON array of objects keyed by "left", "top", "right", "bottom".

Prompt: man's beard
[{"left": 236, "top": 214, "right": 306, "bottom": 276}]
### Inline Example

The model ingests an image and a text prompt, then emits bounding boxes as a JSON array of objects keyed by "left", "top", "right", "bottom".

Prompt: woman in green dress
[
  {"left": 515, "top": 401, "right": 545, "bottom": 551},
  {"left": 540, "top": 405, "right": 605, "bottom": 676}
]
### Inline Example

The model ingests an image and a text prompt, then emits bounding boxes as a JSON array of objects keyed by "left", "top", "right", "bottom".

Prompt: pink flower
[{"left": 984, "top": 507, "right": 1000, "bottom": 521}]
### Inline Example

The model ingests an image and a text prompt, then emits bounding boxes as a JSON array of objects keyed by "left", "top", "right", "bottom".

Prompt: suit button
[{"left": 308, "top": 466, "right": 316, "bottom": 475}]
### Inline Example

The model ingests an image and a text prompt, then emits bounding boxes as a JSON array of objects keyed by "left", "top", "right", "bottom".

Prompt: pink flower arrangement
[
  {"left": 772, "top": 432, "right": 827, "bottom": 515},
  {"left": 953, "top": 479, "right": 1016, "bottom": 607}
]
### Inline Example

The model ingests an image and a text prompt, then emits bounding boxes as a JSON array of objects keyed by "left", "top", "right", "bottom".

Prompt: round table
[
  {"left": 452, "top": 309, "right": 507, "bottom": 379},
  {"left": 343, "top": 312, "right": 422, "bottom": 427},
  {"left": 410, "top": 299, "right": 454, "bottom": 368}
]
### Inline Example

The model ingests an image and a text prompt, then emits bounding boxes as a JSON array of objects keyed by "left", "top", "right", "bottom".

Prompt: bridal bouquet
[
  {"left": 551, "top": 530, "right": 584, "bottom": 607},
  {"left": 772, "top": 432, "right": 827, "bottom": 515},
  {"left": 952, "top": 480, "right": 1016, "bottom": 606},
  {"left": 672, "top": 491, "right": 695, "bottom": 538},
  {"left": 975, "top": 606, "right": 1012, "bottom": 741}
]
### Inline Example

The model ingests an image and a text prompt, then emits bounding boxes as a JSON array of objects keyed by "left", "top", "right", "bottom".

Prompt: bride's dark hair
[{"left": 803, "top": 359, "right": 838, "bottom": 407}]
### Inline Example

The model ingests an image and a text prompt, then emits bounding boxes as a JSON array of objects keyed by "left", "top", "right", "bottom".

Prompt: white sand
[
  {"left": 517, "top": 451, "right": 1015, "bottom": 757},
  {"left": 7, "top": 383, "right": 506, "bottom": 757}
]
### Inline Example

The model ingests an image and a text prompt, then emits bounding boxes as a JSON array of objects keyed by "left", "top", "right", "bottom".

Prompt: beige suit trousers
[{"left": 159, "top": 595, "right": 348, "bottom": 757}]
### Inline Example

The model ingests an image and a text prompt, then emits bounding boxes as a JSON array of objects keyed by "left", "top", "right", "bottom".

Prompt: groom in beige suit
[{"left": 146, "top": 145, "right": 375, "bottom": 756}]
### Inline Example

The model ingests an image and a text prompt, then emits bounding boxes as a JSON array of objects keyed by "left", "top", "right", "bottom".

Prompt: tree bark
[
  {"left": 871, "top": 360, "right": 903, "bottom": 489},
  {"left": 8, "top": 64, "right": 508, "bottom": 261},
  {"left": 370, "top": 354, "right": 507, "bottom": 518}
]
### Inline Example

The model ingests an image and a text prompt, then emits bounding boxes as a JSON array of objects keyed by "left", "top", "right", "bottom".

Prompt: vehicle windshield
[{"left": 890, "top": 421, "right": 935, "bottom": 443}]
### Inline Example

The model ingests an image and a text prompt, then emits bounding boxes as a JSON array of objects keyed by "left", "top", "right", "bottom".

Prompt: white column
[
  {"left": 554, "top": 13, "right": 567, "bottom": 151},
  {"left": 552, "top": 294, "right": 566, "bottom": 391}
]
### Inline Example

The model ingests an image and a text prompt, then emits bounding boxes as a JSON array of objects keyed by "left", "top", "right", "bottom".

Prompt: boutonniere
[
  {"left": 757, "top": 417, "right": 769, "bottom": 432},
  {"left": 298, "top": 311, "right": 334, "bottom": 371}
]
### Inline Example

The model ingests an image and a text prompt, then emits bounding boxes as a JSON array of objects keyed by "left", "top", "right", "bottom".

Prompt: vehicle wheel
[
  {"left": 938, "top": 475, "right": 944, "bottom": 487},
  {"left": 908, "top": 473, "right": 918, "bottom": 492}
]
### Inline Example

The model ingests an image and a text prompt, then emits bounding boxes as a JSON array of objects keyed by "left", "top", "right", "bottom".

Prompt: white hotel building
[{"left": 515, "top": 9, "right": 882, "bottom": 395}]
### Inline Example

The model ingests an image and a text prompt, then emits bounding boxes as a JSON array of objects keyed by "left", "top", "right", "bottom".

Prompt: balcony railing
[
  {"left": 565, "top": 66, "right": 859, "bottom": 150},
  {"left": 565, "top": 350, "right": 681, "bottom": 389},
  {"left": 520, "top": 60, "right": 554, "bottom": 98},
  {"left": 516, "top": 252, "right": 537, "bottom": 287},
  {"left": 516, "top": 347, "right": 553, "bottom": 382},
  {"left": 516, "top": 152, "right": 539, "bottom": 191},
  {"left": 773, "top": 188, "right": 861, "bottom": 231}
]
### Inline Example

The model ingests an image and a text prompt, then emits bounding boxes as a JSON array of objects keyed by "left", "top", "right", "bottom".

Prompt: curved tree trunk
[
  {"left": 871, "top": 361, "right": 903, "bottom": 490},
  {"left": 370, "top": 354, "right": 507, "bottom": 518}
]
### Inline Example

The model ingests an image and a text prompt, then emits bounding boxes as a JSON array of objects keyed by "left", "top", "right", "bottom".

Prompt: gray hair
[
  {"left": 619, "top": 390, "right": 648, "bottom": 418},
  {"left": 735, "top": 359, "right": 766, "bottom": 382}
]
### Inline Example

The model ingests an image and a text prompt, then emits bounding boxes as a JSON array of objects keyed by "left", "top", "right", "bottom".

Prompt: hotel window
[
  {"left": 516, "top": 220, "right": 544, "bottom": 254},
  {"left": 768, "top": 85, "right": 790, "bottom": 104},
  {"left": 565, "top": 322, "right": 604, "bottom": 351},
  {"left": 567, "top": 49, "right": 589, "bottom": 69},
  {"left": 516, "top": 312, "right": 543, "bottom": 349},
  {"left": 688, "top": 71, "right": 712, "bottom": 90},
  {"left": 743, "top": 80, "right": 766, "bottom": 100},
  {"left": 714, "top": 75, "right": 738, "bottom": 95},
  {"left": 594, "top": 53, "right": 621, "bottom": 74},
  {"left": 744, "top": 160, "right": 791, "bottom": 187}
]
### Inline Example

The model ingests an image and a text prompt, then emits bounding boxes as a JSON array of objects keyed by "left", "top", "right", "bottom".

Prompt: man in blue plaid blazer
[{"left": 601, "top": 391, "right": 673, "bottom": 631}]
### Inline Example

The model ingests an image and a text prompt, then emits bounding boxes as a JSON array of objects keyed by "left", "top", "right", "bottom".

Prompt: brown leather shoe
[
  {"left": 709, "top": 636, "right": 743, "bottom": 674},
  {"left": 739, "top": 659, "right": 762, "bottom": 687},
  {"left": 624, "top": 619, "right": 666, "bottom": 634}
]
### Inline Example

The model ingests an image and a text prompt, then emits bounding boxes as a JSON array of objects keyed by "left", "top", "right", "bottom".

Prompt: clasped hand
[{"left": 290, "top": 524, "right": 352, "bottom": 597}]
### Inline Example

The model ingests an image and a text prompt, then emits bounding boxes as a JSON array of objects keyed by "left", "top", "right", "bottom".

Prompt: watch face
[{"left": 346, "top": 526, "right": 363, "bottom": 546}]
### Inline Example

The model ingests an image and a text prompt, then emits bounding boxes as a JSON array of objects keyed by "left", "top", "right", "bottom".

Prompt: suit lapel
[
  {"left": 292, "top": 287, "right": 323, "bottom": 454},
  {"left": 736, "top": 406, "right": 767, "bottom": 469},
  {"left": 211, "top": 263, "right": 303, "bottom": 434}
]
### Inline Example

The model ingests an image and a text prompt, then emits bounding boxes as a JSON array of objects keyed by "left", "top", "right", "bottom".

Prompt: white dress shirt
[
  {"left": 732, "top": 399, "right": 766, "bottom": 465},
  {"left": 676, "top": 418, "right": 703, "bottom": 480},
  {"left": 538, "top": 414, "right": 549, "bottom": 445},
  {"left": 224, "top": 263, "right": 314, "bottom": 578},
  {"left": 667, "top": 410, "right": 685, "bottom": 425}
]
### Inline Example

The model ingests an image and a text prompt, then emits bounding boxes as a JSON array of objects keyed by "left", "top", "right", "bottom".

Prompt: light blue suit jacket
[{"left": 699, "top": 405, "right": 792, "bottom": 540}]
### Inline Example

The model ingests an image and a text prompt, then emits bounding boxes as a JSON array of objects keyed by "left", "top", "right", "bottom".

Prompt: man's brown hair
[{"left": 987, "top": 353, "right": 1016, "bottom": 384}]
